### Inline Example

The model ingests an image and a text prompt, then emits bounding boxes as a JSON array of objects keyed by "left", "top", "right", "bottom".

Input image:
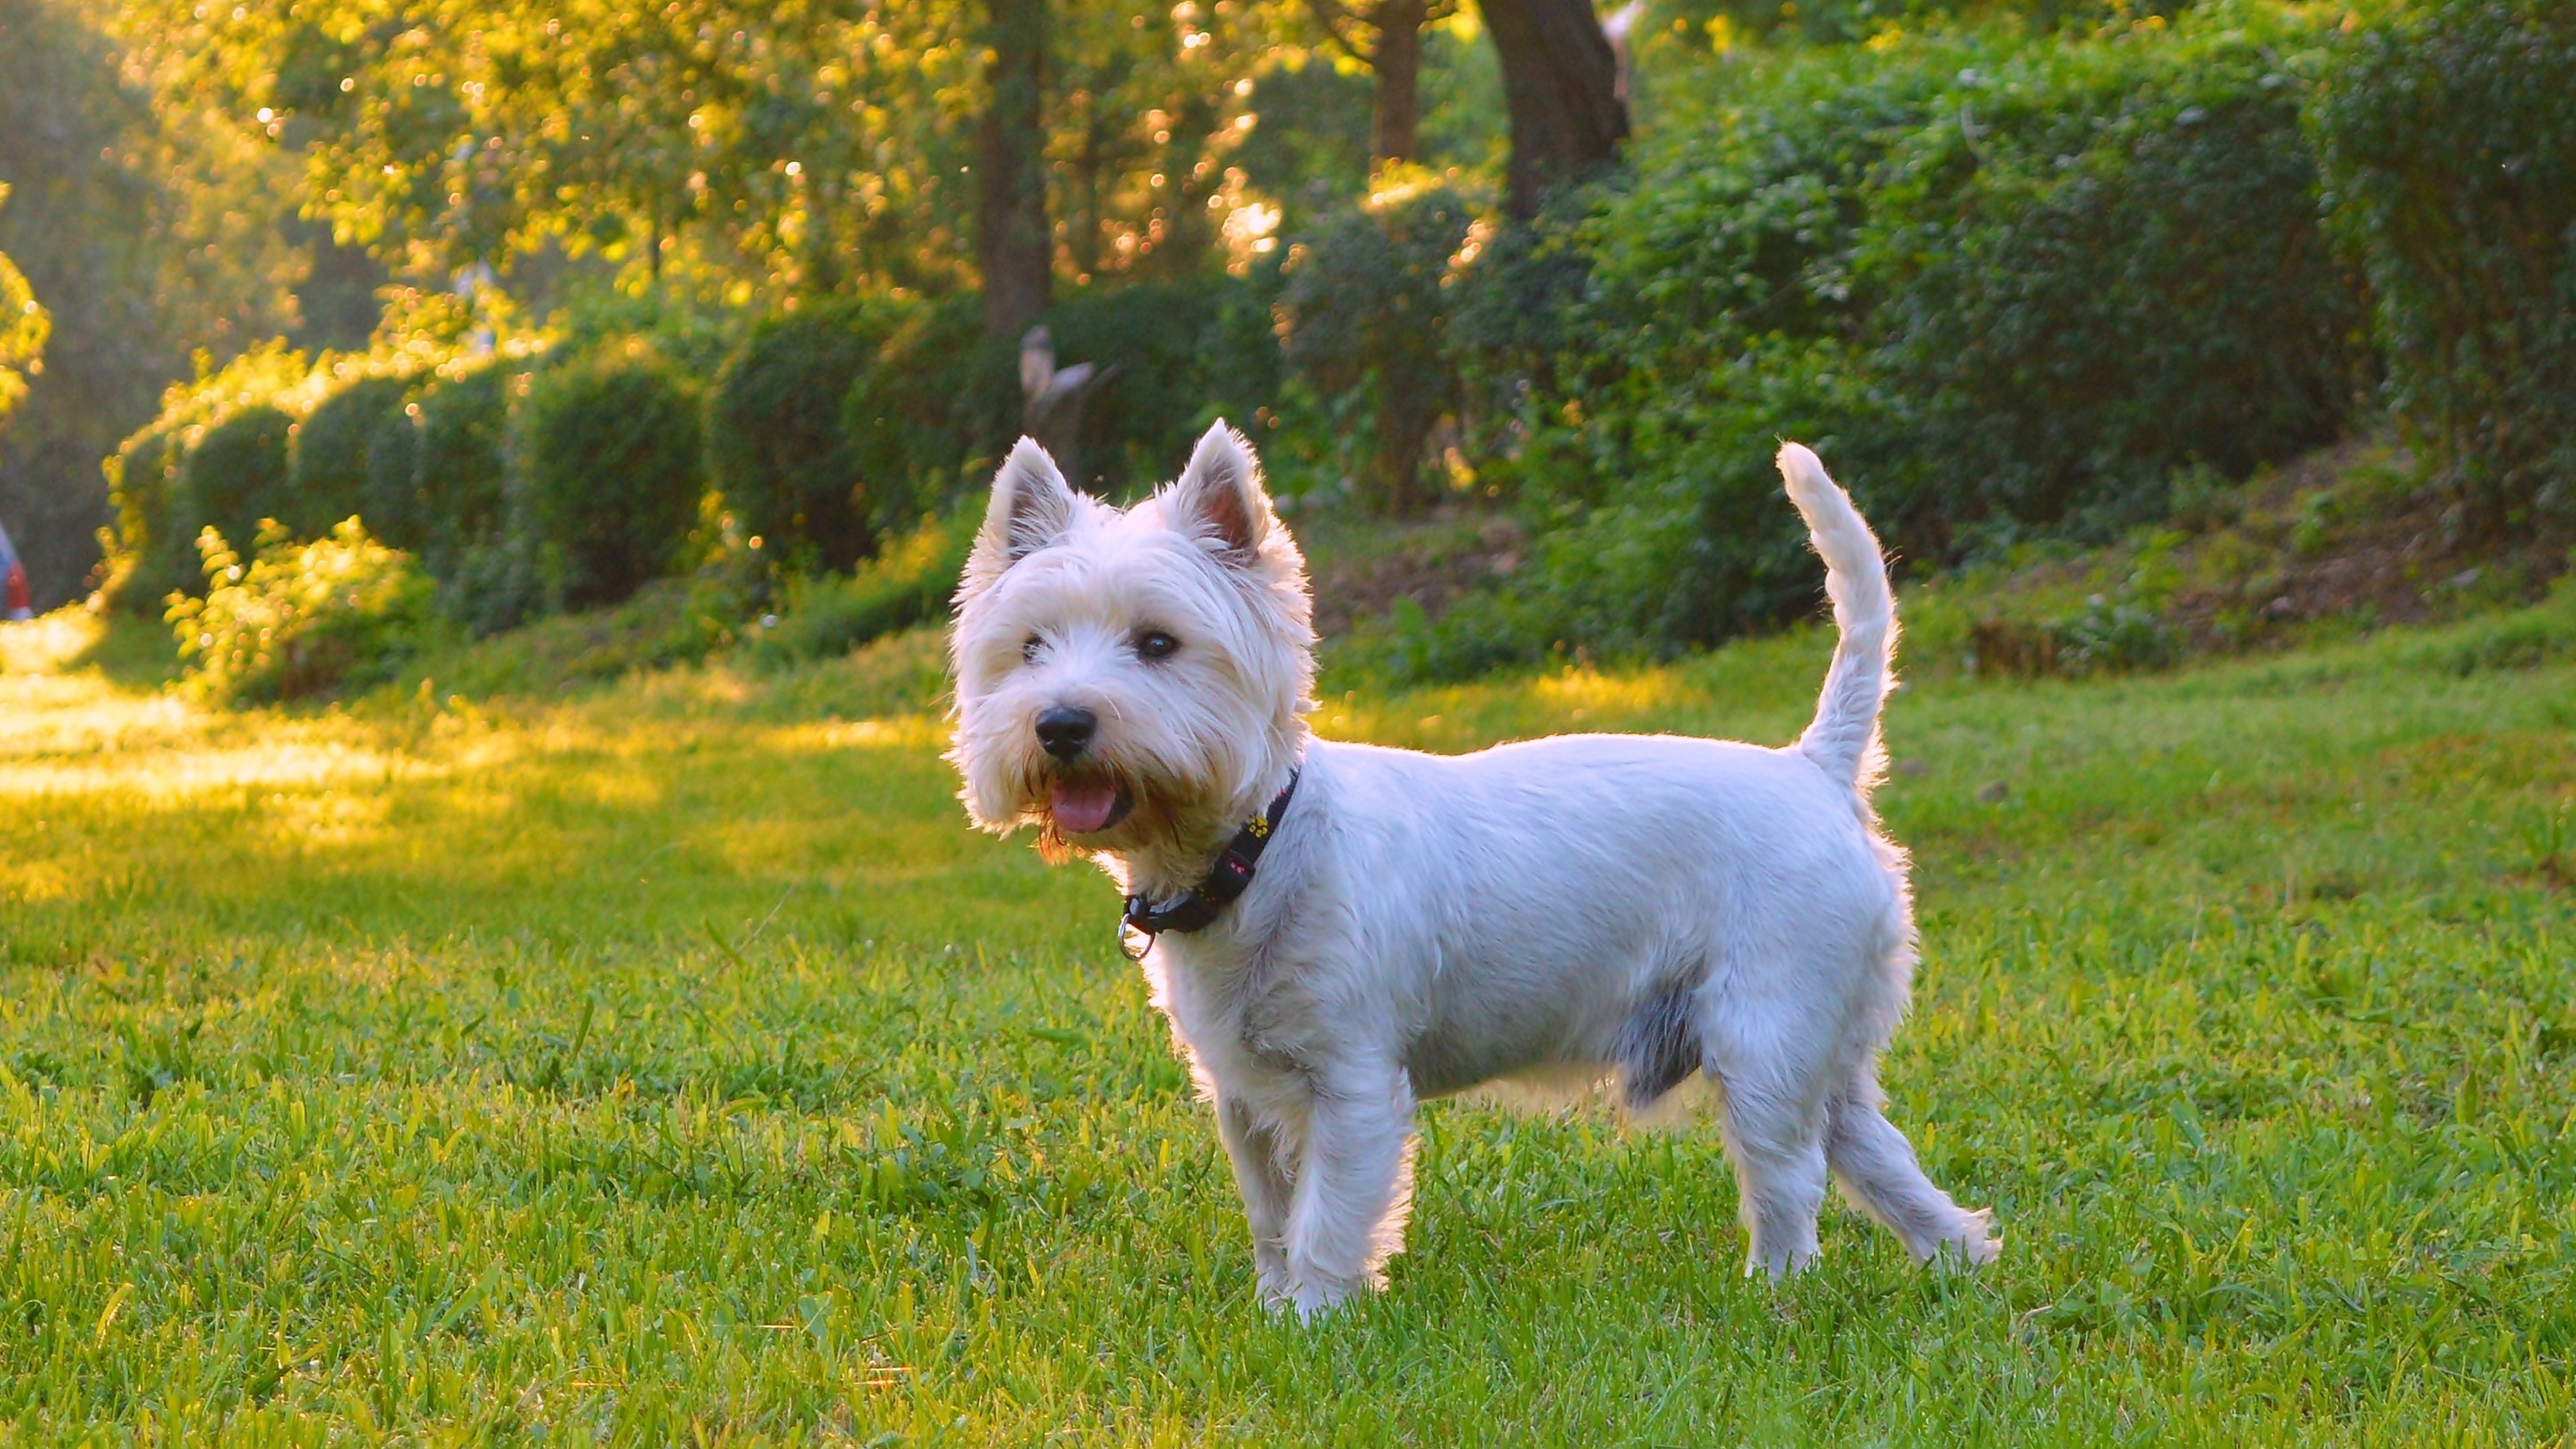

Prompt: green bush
[
  {"left": 1042, "top": 274, "right": 1285, "bottom": 491},
  {"left": 843, "top": 296, "right": 1011, "bottom": 528},
  {"left": 2312, "top": 0, "right": 2576, "bottom": 537},
  {"left": 178, "top": 404, "right": 296, "bottom": 564},
  {"left": 709, "top": 300, "right": 905, "bottom": 571},
  {"left": 411, "top": 360, "right": 514, "bottom": 579},
  {"left": 1863, "top": 21, "right": 2367, "bottom": 547},
  {"left": 168, "top": 517, "right": 438, "bottom": 704},
  {"left": 103, "top": 425, "right": 199, "bottom": 609},
  {"left": 521, "top": 339, "right": 706, "bottom": 610},
  {"left": 1279, "top": 183, "right": 1476, "bottom": 514},
  {"left": 290, "top": 373, "right": 417, "bottom": 543},
  {"left": 1424, "top": 7, "right": 2361, "bottom": 676},
  {"left": 745, "top": 509, "right": 975, "bottom": 669}
]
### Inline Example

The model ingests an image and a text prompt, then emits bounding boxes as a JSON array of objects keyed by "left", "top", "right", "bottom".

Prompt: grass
[{"left": 2, "top": 579, "right": 2573, "bottom": 1446}]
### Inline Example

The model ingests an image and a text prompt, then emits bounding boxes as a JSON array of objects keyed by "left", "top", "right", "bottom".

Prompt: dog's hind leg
[
  {"left": 1711, "top": 1071, "right": 1831, "bottom": 1277},
  {"left": 1703, "top": 1007, "right": 1835, "bottom": 1277},
  {"left": 1823, "top": 1072, "right": 1999, "bottom": 1266}
]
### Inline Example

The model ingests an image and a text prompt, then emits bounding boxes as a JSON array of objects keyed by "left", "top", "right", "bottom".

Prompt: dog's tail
[{"left": 1778, "top": 442, "right": 1894, "bottom": 796}]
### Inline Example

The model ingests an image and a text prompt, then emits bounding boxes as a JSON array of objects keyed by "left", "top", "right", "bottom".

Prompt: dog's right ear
[{"left": 961, "top": 438, "right": 1076, "bottom": 600}]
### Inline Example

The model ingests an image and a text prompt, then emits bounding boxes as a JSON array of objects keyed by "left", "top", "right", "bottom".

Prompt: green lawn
[{"left": 1, "top": 595, "right": 2571, "bottom": 1446}]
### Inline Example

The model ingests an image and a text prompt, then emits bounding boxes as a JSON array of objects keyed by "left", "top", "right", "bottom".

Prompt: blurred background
[{"left": 0, "top": 0, "right": 2565, "bottom": 694}]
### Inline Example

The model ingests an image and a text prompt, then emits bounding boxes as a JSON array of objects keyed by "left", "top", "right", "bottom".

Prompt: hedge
[
  {"left": 290, "top": 372, "right": 416, "bottom": 543},
  {"left": 105, "top": 425, "right": 198, "bottom": 606},
  {"left": 178, "top": 404, "right": 296, "bottom": 563},
  {"left": 708, "top": 299, "right": 903, "bottom": 572},
  {"left": 2312, "top": 0, "right": 2576, "bottom": 537},
  {"left": 520, "top": 339, "right": 706, "bottom": 610},
  {"left": 1395, "top": 5, "right": 2365, "bottom": 671},
  {"left": 409, "top": 361, "right": 515, "bottom": 578}
]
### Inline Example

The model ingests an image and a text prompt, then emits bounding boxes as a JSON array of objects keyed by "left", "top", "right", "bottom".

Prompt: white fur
[{"left": 950, "top": 425, "right": 1998, "bottom": 1316}]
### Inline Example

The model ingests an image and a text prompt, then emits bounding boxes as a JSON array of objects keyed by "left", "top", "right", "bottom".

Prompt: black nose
[{"left": 1034, "top": 705, "right": 1096, "bottom": 761}]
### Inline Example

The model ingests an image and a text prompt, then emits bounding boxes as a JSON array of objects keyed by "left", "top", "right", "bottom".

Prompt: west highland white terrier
[{"left": 948, "top": 423, "right": 1998, "bottom": 1315}]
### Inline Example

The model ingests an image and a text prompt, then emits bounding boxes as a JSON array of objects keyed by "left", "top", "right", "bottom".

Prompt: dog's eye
[
  {"left": 1021, "top": 634, "right": 1044, "bottom": 664},
  {"left": 1134, "top": 629, "right": 1179, "bottom": 661}
]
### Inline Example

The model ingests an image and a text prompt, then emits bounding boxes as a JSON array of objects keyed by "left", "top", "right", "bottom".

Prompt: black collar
[{"left": 1122, "top": 770, "right": 1300, "bottom": 945}]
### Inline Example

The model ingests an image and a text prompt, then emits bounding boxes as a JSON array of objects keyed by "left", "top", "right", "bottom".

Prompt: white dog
[{"left": 949, "top": 423, "right": 1998, "bottom": 1315}]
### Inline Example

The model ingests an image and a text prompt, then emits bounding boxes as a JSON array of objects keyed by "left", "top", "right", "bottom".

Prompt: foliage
[
  {"left": 6, "top": 576, "right": 2576, "bottom": 1438},
  {"left": 1412, "top": 6, "right": 2363, "bottom": 677},
  {"left": 0, "top": 0, "right": 316, "bottom": 609},
  {"left": 745, "top": 508, "right": 976, "bottom": 669},
  {"left": 708, "top": 300, "right": 905, "bottom": 572},
  {"left": 2311, "top": 0, "right": 2576, "bottom": 539},
  {"left": 0, "top": 186, "right": 43, "bottom": 429},
  {"left": 402, "top": 549, "right": 773, "bottom": 698},
  {"left": 1044, "top": 274, "right": 1286, "bottom": 491},
  {"left": 409, "top": 360, "right": 517, "bottom": 579},
  {"left": 101, "top": 426, "right": 195, "bottom": 608},
  {"left": 153, "top": 0, "right": 1301, "bottom": 305},
  {"left": 519, "top": 339, "right": 706, "bottom": 610},
  {"left": 841, "top": 295, "right": 1012, "bottom": 528},
  {"left": 176, "top": 403, "right": 295, "bottom": 567},
  {"left": 288, "top": 372, "right": 415, "bottom": 543},
  {"left": 101, "top": 343, "right": 315, "bottom": 609},
  {"left": 1278, "top": 178, "right": 1476, "bottom": 513},
  {"left": 1862, "top": 29, "right": 2367, "bottom": 549},
  {"left": 166, "top": 515, "right": 437, "bottom": 702}
]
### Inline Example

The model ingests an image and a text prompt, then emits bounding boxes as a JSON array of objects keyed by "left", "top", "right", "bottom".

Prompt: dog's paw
[
  {"left": 1263, "top": 1273, "right": 1370, "bottom": 1320},
  {"left": 1928, "top": 1209, "right": 2000, "bottom": 1269},
  {"left": 1743, "top": 1245, "right": 1822, "bottom": 1282}
]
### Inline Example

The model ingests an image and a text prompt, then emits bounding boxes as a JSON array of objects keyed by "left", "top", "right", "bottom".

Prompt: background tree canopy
[{"left": 0, "top": 0, "right": 2566, "bottom": 667}]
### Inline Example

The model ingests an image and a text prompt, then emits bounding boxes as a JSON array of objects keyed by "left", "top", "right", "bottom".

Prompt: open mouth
[{"left": 1046, "top": 777, "right": 1134, "bottom": 835}]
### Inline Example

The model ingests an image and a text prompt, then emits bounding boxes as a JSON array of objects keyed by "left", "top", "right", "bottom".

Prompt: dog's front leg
[
  {"left": 1277, "top": 1060, "right": 1416, "bottom": 1317},
  {"left": 1214, "top": 1093, "right": 1296, "bottom": 1302}
]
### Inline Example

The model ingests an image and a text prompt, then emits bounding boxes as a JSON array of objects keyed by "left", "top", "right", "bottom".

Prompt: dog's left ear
[{"left": 1167, "top": 421, "right": 1275, "bottom": 563}]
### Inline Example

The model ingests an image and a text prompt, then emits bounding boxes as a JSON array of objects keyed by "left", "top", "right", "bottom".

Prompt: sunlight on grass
[{"left": 0, "top": 602, "right": 2571, "bottom": 1443}]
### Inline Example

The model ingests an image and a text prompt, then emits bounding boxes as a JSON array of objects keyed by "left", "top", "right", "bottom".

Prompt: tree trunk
[
  {"left": 976, "top": 0, "right": 1052, "bottom": 339},
  {"left": 1371, "top": 0, "right": 1428, "bottom": 166},
  {"left": 1479, "top": 0, "right": 1627, "bottom": 217}
]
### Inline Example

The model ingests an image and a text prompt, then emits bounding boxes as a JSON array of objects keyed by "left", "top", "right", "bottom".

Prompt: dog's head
[{"left": 947, "top": 422, "right": 1313, "bottom": 865}]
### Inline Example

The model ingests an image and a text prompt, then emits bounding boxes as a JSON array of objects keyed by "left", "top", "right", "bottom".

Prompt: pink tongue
[{"left": 1050, "top": 780, "right": 1119, "bottom": 834}]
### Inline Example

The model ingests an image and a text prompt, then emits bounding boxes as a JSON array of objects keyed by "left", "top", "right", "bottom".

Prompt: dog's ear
[
  {"left": 963, "top": 438, "right": 1077, "bottom": 595},
  {"left": 1166, "top": 421, "right": 1274, "bottom": 562}
]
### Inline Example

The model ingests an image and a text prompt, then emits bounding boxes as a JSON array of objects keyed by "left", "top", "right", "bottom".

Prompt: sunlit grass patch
[{"left": 0, "top": 592, "right": 2570, "bottom": 1443}]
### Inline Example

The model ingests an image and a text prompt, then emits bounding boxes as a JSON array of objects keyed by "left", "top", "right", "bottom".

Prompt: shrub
[
  {"left": 520, "top": 339, "right": 706, "bottom": 610},
  {"left": 1278, "top": 181, "right": 1476, "bottom": 513},
  {"left": 843, "top": 296, "right": 1012, "bottom": 529},
  {"left": 411, "top": 360, "right": 514, "bottom": 578},
  {"left": 0, "top": 224, "right": 42, "bottom": 429},
  {"left": 1862, "top": 21, "right": 2368, "bottom": 547},
  {"left": 168, "top": 517, "right": 437, "bottom": 704},
  {"left": 2312, "top": 0, "right": 2576, "bottom": 537},
  {"left": 178, "top": 404, "right": 296, "bottom": 564},
  {"left": 745, "top": 509, "right": 975, "bottom": 669},
  {"left": 290, "top": 373, "right": 417, "bottom": 543},
  {"left": 1422, "top": 8, "right": 2361, "bottom": 676},
  {"left": 1042, "top": 274, "right": 1285, "bottom": 491},
  {"left": 103, "top": 425, "right": 199, "bottom": 609},
  {"left": 708, "top": 299, "right": 905, "bottom": 571}
]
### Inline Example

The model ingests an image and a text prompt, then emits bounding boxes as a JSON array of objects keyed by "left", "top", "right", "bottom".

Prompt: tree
[
  {"left": 0, "top": 0, "right": 301, "bottom": 608},
  {"left": 1307, "top": 0, "right": 1457, "bottom": 166},
  {"left": 0, "top": 191, "right": 44, "bottom": 433},
  {"left": 1479, "top": 0, "right": 1626, "bottom": 217},
  {"left": 977, "top": 0, "right": 1053, "bottom": 339}
]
